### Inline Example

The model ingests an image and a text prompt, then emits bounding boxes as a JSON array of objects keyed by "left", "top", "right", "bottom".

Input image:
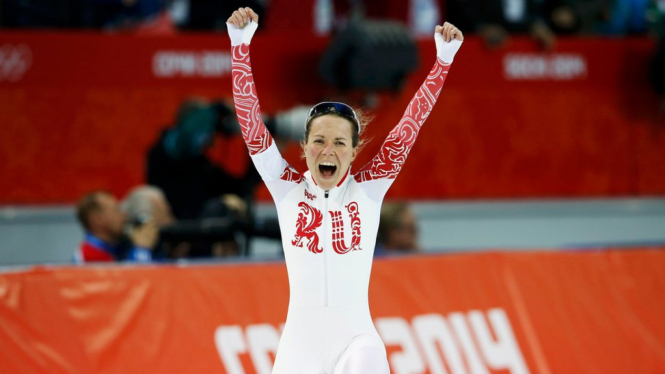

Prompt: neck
[{"left": 91, "top": 230, "right": 118, "bottom": 245}]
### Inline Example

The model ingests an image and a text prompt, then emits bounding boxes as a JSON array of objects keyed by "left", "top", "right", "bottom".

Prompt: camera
[{"left": 130, "top": 213, "right": 152, "bottom": 228}]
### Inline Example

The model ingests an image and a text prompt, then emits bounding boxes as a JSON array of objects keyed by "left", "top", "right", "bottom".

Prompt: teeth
[{"left": 320, "top": 162, "right": 336, "bottom": 167}]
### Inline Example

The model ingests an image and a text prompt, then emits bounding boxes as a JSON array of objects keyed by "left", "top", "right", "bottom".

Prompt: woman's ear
[{"left": 300, "top": 140, "right": 307, "bottom": 160}]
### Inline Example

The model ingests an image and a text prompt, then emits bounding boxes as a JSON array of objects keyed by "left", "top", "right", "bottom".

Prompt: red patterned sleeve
[
  {"left": 354, "top": 58, "right": 451, "bottom": 183},
  {"left": 231, "top": 44, "right": 303, "bottom": 187},
  {"left": 231, "top": 44, "right": 274, "bottom": 155}
]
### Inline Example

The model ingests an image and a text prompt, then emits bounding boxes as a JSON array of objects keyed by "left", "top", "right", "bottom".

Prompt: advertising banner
[{"left": 1, "top": 248, "right": 665, "bottom": 373}]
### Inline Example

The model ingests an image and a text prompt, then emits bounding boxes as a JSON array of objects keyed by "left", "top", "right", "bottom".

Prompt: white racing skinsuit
[{"left": 228, "top": 20, "right": 462, "bottom": 374}]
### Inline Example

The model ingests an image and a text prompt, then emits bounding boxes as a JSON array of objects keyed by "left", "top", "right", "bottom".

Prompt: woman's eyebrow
[{"left": 311, "top": 135, "right": 348, "bottom": 140}]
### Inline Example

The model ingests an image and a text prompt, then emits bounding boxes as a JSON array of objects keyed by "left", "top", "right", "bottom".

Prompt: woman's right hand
[
  {"left": 227, "top": 7, "right": 259, "bottom": 28},
  {"left": 227, "top": 7, "right": 259, "bottom": 46}
]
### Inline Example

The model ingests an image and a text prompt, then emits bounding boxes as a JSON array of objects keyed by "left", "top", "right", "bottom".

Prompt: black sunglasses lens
[
  {"left": 331, "top": 103, "right": 353, "bottom": 117},
  {"left": 310, "top": 103, "right": 357, "bottom": 123}
]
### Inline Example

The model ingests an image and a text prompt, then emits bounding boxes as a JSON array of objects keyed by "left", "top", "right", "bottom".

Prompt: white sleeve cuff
[
  {"left": 435, "top": 36, "right": 463, "bottom": 64},
  {"left": 227, "top": 21, "right": 259, "bottom": 46}
]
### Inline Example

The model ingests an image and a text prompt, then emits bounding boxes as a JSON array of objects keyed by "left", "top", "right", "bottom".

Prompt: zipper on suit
[{"left": 323, "top": 190, "right": 329, "bottom": 307}]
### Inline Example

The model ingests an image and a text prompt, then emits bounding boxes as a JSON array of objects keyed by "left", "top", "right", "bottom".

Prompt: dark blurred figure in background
[
  {"left": 447, "top": 0, "right": 557, "bottom": 49},
  {"left": 147, "top": 100, "right": 241, "bottom": 219},
  {"left": 169, "top": 0, "right": 266, "bottom": 31},
  {"left": 0, "top": 0, "right": 266, "bottom": 32},
  {"left": 146, "top": 99, "right": 256, "bottom": 221},
  {"left": 122, "top": 185, "right": 185, "bottom": 260},
  {"left": 649, "top": 0, "right": 665, "bottom": 109},
  {"left": 540, "top": 0, "right": 611, "bottom": 35},
  {"left": 595, "top": 0, "right": 650, "bottom": 35},
  {"left": 0, "top": 0, "right": 650, "bottom": 38},
  {"left": 145, "top": 99, "right": 256, "bottom": 257},
  {"left": 0, "top": 0, "right": 81, "bottom": 28},
  {"left": 75, "top": 190, "right": 158, "bottom": 263},
  {"left": 445, "top": 0, "right": 650, "bottom": 46},
  {"left": 147, "top": 98, "right": 306, "bottom": 257},
  {"left": 0, "top": 0, "right": 164, "bottom": 29},
  {"left": 80, "top": 0, "right": 164, "bottom": 29},
  {"left": 543, "top": 0, "right": 650, "bottom": 36},
  {"left": 147, "top": 98, "right": 309, "bottom": 221},
  {"left": 376, "top": 202, "right": 420, "bottom": 255},
  {"left": 197, "top": 195, "right": 248, "bottom": 258},
  {"left": 123, "top": 185, "right": 175, "bottom": 229}
]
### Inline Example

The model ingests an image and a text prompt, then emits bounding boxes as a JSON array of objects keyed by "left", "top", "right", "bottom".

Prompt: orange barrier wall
[
  {"left": 1, "top": 32, "right": 664, "bottom": 204},
  {"left": 1, "top": 247, "right": 665, "bottom": 373}
]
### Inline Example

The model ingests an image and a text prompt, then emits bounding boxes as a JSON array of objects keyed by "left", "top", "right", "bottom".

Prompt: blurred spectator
[
  {"left": 595, "top": 0, "right": 650, "bottom": 35},
  {"left": 0, "top": 0, "right": 166, "bottom": 29},
  {"left": 541, "top": 0, "right": 612, "bottom": 35},
  {"left": 122, "top": 185, "right": 185, "bottom": 259},
  {"left": 147, "top": 98, "right": 309, "bottom": 221},
  {"left": 74, "top": 190, "right": 158, "bottom": 263},
  {"left": 534, "top": 0, "right": 650, "bottom": 37},
  {"left": 146, "top": 99, "right": 259, "bottom": 221},
  {"left": 447, "top": 0, "right": 556, "bottom": 49},
  {"left": 650, "top": 0, "right": 665, "bottom": 36},
  {"left": 0, "top": 0, "right": 266, "bottom": 32},
  {"left": 169, "top": 0, "right": 266, "bottom": 31},
  {"left": 197, "top": 195, "right": 247, "bottom": 258},
  {"left": 649, "top": 0, "right": 665, "bottom": 109},
  {"left": 145, "top": 192, "right": 281, "bottom": 259},
  {"left": 122, "top": 185, "right": 175, "bottom": 229},
  {"left": 448, "top": 0, "right": 650, "bottom": 40},
  {"left": 376, "top": 202, "right": 420, "bottom": 255},
  {"left": 0, "top": 0, "right": 79, "bottom": 28},
  {"left": 80, "top": 0, "right": 165, "bottom": 29},
  {"left": 147, "top": 98, "right": 303, "bottom": 257}
]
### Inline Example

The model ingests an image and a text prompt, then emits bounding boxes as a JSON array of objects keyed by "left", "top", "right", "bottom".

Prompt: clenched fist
[
  {"left": 227, "top": 7, "right": 259, "bottom": 46},
  {"left": 227, "top": 7, "right": 259, "bottom": 28}
]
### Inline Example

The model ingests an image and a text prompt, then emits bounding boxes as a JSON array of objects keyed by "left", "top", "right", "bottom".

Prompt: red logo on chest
[
  {"left": 292, "top": 202, "right": 323, "bottom": 253},
  {"left": 291, "top": 201, "right": 362, "bottom": 255},
  {"left": 329, "top": 202, "right": 362, "bottom": 254}
]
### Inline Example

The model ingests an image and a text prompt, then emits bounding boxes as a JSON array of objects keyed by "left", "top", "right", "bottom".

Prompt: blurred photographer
[
  {"left": 147, "top": 99, "right": 246, "bottom": 220},
  {"left": 147, "top": 98, "right": 309, "bottom": 221},
  {"left": 122, "top": 185, "right": 180, "bottom": 260},
  {"left": 145, "top": 98, "right": 307, "bottom": 257},
  {"left": 74, "top": 190, "right": 159, "bottom": 263}
]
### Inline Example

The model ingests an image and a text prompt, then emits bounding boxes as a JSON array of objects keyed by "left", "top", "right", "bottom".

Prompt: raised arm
[
  {"left": 227, "top": 8, "right": 303, "bottom": 200},
  {"left": 355, "top": 23, "right": 463, "bottom": 183},
  {"left": 227, "top": 8, "right": 273, "bottom": 155}
]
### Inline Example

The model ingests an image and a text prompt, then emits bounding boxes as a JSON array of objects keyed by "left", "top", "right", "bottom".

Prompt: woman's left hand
[{"left": 436, "top": 22, "right": 464, "bottom": 42}]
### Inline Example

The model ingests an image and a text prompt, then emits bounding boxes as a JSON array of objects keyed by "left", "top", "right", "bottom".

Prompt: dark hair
[
  {"left": 76, "top": 191, "right": 108, "bottom": 232},
  {"left": 301, "top": 107, "right": 372, "bottom": 154}
]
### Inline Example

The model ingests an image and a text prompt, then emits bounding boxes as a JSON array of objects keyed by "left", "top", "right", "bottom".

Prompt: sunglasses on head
[{"left": 306, "top": 102, "right": 360, "bottom": 131}]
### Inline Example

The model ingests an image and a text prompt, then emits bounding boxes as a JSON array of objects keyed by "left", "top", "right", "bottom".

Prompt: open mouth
[{"left": 318, "top": 162, "right": 337, "bottom": 178}]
